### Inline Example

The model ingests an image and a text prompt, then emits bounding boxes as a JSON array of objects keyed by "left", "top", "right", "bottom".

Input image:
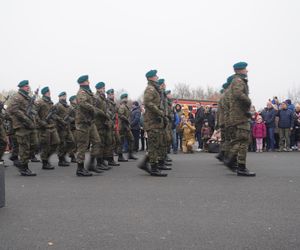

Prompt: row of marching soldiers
[{"left": 2, "top": 76, "right": 141, "bottom": 177}]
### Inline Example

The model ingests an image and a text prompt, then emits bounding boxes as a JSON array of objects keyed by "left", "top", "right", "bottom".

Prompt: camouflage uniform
[
  {"left": 0, "top": 111, "right": 7, "bottom": 161},
  {"left": 55, "top": 100, "right": 75, "bottom": 164},
  {"left": 69, "top": 102, "right": 77, "bottom": 159},
  {"left": 215, "top": 92, "right": 226, "bottom": 158},
  {"left": 7, "top": 90, "right": 37, "bottom": 175},
  {"left": 36, "top": 96, "right": 60, "bottom": 164},
  {"left": 227, "top": 74, "right": 251, "bottom": 165},
  {"left": 75, "top": 87, "right": 101, "bottom": 164}
]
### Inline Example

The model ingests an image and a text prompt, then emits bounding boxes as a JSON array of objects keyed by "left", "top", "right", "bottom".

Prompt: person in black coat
[
  {"left": 130, "top": 101, "right": 141, "bottom": 153},
  {"left": 261, "top": 101, "right": 277, "bottom": 151}
]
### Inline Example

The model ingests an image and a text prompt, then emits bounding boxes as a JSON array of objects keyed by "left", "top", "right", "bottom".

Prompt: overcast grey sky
[{"left": 1, "top": 0, "right": 299, "bottom": 108}]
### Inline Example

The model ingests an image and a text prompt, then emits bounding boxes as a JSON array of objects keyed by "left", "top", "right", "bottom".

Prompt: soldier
[
  {"left": 6, "top": 80, "right": 36, "bottom": 176},
  {"left": 215, "top": 88, "right": 226, "bottom": 162},
  {"left": 36, "top": 87, "right": 60, "bottom": 170},
  {"left": 118, "top": 93, "right": 138, "bottom": 161},
  {"left": 75, "top": 75, "right": 103, "bottom": 176},
  {"left": 106, "top": 89, "right": 121, "bottom": 165},
  {"left": 68, "top": 95, "right": 77, "bottom": 163},
  {"left": 138, "top": 70, "right": 167, "bottom": 177},
  {"left": 0, "top": 100, "right": 7, "bottom": 164},
  {"left": 224, "top": 62, "right": 256, "bottom": 177},
  {"left": 94, "top": 82, "right": 114, "bottom": 170},
  {"left": 165, "top": 90, "right": 174, "bottom": 162},
  {"left": 55, "top": 92, "right": 76, "bottom": 166}
]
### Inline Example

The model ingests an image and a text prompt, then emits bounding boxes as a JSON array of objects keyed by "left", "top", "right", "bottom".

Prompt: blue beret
[
  {"left": 233, "top": 62, "right": 248, "bottom": 70},
  {"left": 18, "top": 80, "right": 29, "bottom": 88},
  {"left": 95, "top": 82, "right": 105, "bottom": 89},
  {"left": 120, "top": 93, "right": 128, "bottom": 99},
  {"left": 165, "top": 90, "right": 171, "bottom": 95},
  {"left": 41, "top": 86, "right": 50, "bottom": 95},
  {"left": 58, "top": 91, "right": 66, "bottom": 97},
  {"left": 69, "top": 95, "right": 76, "bottom": 102},
  {"left": 145, "top": 70, "right": 157, "bottom": 78},
  {"left": 106, "top": 89, "right": 114, "bottom": 94},
  {"left": 158, "top": 79, "right": 165, "bottom": 85},
  {"left": 77, "top": 75, "right": 89, "bottom": 84}
]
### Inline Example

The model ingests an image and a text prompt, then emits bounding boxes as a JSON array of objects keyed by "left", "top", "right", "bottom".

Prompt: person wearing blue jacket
[
  {"left": 261, "top": 101, "right": 277, "bottom": 151},
  {"left": 130, "top": 101, "right": 141, "bottom": 153},
  {"left": 277, "top": 102, "right": 294, "bottom": 151}
]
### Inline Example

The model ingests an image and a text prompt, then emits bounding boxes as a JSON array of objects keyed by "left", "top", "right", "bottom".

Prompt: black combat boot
[
  {"left": 58, "top": 156, "right": 70, "bottom": 167},
  {"left": 76, "top": 163, "right": 93, "bottom": 176},
  {"left": 69, "top": 153, "right": 77, "bottom": 163},
  {"left": 30, "top": 154, "right": 41, "bottom": 162},
  {"left": 42, "top": 160, "right": 55, "bottom": 170},
  {"left": 19, "top": 163, "right": 37, "bottom": 176},
  {"left": 128, "top": 152, "right": 138, "bottom": 160},
  {"left": 237, "top": 163, "right": 256, "bottom": 177},
  {"left": 88, "top": 157, "right": 104, "bottom": 173},
  {"left": 118, "top": 154, "right": 128, "bottom": 162},
  {"left": 224, "top": 156, "right": 237, "bottom": 172},
  {"left": 137, "top": 155, "right": 151, "bottom": 174},
  {"left": 158, "top": 160, "right": 172, "bottom": 170},
  {"left": 215, "top": 151, "right": 224, "bottom": 162},
  {"left": 96, "top": 158, "right": 111, "bottom": 171},
  {"left": 107, "top": 157, "right": 120, "bottom": 166},
  {"left": 150, "top": 163, "right": 168, "bottom": 177},
  {"left": 165, "top": 155, "right": 172, "bottom": 162}
]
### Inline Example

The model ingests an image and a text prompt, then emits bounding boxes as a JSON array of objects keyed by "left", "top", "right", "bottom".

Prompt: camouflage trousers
[
  {"left": 76, "top": 123, "right": 101, "bottom": 164},
  {"left": 220, "top": 126, "right": 230, "bottom": 157},
  {"left": 113, "top": 130, "right": 121, "bottom": 154},
  {"left": 39, "top": 128, "right": 60, "bottom": 161},
  {"left": 97, "top": 127, "right": 113, "bottom": 158},
  {"left": 57, "top": 127, "right": 75, "bottom": 158},
  {"left": 119, "top": 128, "right": 134, "bottom": 154},
  {"left": 0, "top": 125, "right": 7, "bottom": 159},
  {"left": 228, "top": 124, "right": 250, "bottom": 165},
  {"left": 147, "top": 129, "right": 165, "bottom": 164},
  {"left": 15, "top": 128, "right": 38, "bottom": 164},
  {"left": 70, "top": 129, "right": 77, "bottom": 156},
  {"left": 164, "top": 126, "right": 172, "bottom": 155}
]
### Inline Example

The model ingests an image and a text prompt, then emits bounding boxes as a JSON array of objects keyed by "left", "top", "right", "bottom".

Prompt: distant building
[{"left": 173, "top": 98, "right": 218, "bottom": 114}]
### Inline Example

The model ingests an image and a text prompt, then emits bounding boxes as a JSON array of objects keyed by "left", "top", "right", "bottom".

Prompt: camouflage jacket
[
  {"left": 118, "top": 101, "right": 131, "bottom": 131},
  {"left": 94, "top": 92, "right": 109, "bottom": 129},
  {"left": 106, "top": 98, "right": 118, "bottom": 130},
  {"left": 227, "top": 74, "right": 251, "bottom": 128},
  {"left": 143, "top": 80, "right": 164, "bottom": 130},
  {"left": 7, "top": 90, "right": 35, "bottom": 130},
  {"left": 216, "top": 93, "right": 225, "bottom": 129},
  {"left": 69, "top": 103, "right": 77, "bottom": 131},
  {"left": 75, "top": 87, "right": 95, "bottom": 126},
  {"left": 36, "top": 96, "right": 57, "bottom": 129},
  {"left": 54, "top": 100, "right": 71, "bottom": 129}
]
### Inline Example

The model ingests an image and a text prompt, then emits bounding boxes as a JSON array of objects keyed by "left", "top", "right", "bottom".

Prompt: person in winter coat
[
  {"left": 194, "top": 103, "right": 204, "bottom": 151},
  {"left": 261, "top": 101, "right": 277, "bottom": 151},
  {"left": 201, "top": 120, "right": 212, "bottom": 152},
  {"left": 252, "top": 115, "right": 267, "bottom": 152},
  {"left": 293, "top": 103, "right": 300, "bottom": 150},
  {"left": 130, "top": 101, "right": 141, "bottom": 153},
  {"left": 277, "top": 102, "right": 294, "bottom": 151}
]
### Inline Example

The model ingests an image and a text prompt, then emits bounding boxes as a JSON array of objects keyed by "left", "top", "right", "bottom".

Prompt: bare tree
[
  {"left": 173, "top": 83, "right": 191, "bottom": 99},
  {"left": 287, "top": 86, "right": 300, "bottom": 104}
]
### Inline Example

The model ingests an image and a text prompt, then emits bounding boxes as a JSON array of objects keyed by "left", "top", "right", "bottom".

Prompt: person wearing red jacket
[{"left": 252, "top": 116, "right": 267, "bottom": 152}]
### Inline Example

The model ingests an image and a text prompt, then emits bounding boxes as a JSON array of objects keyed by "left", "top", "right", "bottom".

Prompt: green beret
[
  {"left": 106, "top": 89, "right": 114, "bottom": 94},
  {"left": 227, "top": 75, "right": 234, "bottom": 84},
  {"left": 95, "top": 82, "right": 105, "bottom": 89},
  {"left": 222, "top": 82, "right": 230, "bottom": 89},
  {"left": 18, "top": 80, "right": 29, "bottom": 88},
  {"left": 58, "top": 91, "right": 66, "bottom": 97},
  {"left": 158, "top": 79, "right": 165, "bottom": 85},
  {"left": 41, "top": 86, "right": 49, "bottom": 95},
  {"left": 77, "top": 75, "right": 89, "bottom": 84},
  {"left": 120, "top": 93, "right": 128, "bottom": 100},
  {"left": 145, "top": 70, "right": 157, "bottom": 78},
  {"left": 165, "top": 90, "right": 171, "bottom": 95},
  {"left": 69, "top": 95, "right": 76, "bottom": 102},
  {"left": 233, "top": 62, "right": 248, "bottom": 70}
]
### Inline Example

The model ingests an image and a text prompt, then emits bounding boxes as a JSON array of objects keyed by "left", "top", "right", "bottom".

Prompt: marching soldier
[
  {"left": 75, "top": 75, "right": 103, "bottom": 176},
  {"left": 55, "top": 92, "right": 75, "bottom": 166},
  {"left": 94, "top": 82, "right": 113, "bottom": 170},
  {"left": 68, "top": 95, "right": 77, "bottom": 163},
  {"left": 6, "top": 80, "right": 37, "bottom": 176},
  {"left": 118, "top": 93, "right": 138, "bottom": 161},
  {"left": 106, "top": 89, "right": 121, "bottom": 165},
  {"left": 138, "top": 70, "right": 167, "bottom": 177},
  {"left": 224, "top": 62, "right": 256, "bottom": 177},
  {"left": 215, "top": 88, "right": 226, "bottom": 162},
  {"left": 36, "top": 87, "right": 60, "bottom": 170}
]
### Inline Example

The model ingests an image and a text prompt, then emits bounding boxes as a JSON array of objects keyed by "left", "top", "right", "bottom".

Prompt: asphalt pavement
[{"left": 0, "top": 151, "right": 300, "bottom": 250}]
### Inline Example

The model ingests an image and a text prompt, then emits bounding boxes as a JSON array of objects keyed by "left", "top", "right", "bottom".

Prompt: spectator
[
  {"left": 293, "top": 103, "right": 300, "bottom": 151},
  {"left": 203, "top": 105, "right": 215, "bottom": 132},
  {"left": 252, "top": 115, "right": 267, "bottom": 152},
  {"left": 172, "top": 104, "right": 180, "bottom": 154},
  {"left": 249, "top": 114, "right": 257, "bottom": 152},
  {"left": 261, "top": 101, "right": 277, "bottom": 151},
  {"left": 175, "top": 104, "right": 183, "bottom": 151},
  {"left": 194, "top": 103, "right": 204, "bottom": 151},
  {"left": 180, "top": 116, "right": 196, "bottom": 153},
  {"left": 277, "top": 102, "right": 294, "bottom": 152},
  {"left": 130, "top": 101, "right": 141, "bottom": 153},
  {"left": 201, "top": 119, "right": 212, "bottom": 152}
]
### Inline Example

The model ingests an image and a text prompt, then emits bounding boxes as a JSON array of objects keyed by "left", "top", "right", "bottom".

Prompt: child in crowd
[
  {"left": 252, "top": 115, "right": 266, "bottom": 152},
  {"left": 201, "top": 120, "right": 212, "bottom": 152}
]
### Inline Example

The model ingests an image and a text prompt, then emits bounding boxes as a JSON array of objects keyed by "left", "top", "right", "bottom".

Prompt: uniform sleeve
[
  {"left": 144, "top": 89, "right": 164, "bottom": 117},
  {"left": 118, "top": 104, "right": 129, "bottom": 122},
  {"left": 7, "top": 96, "right": 32, "bottom": 125},
  {"left": 77, "top": 91, "right": 94, "bottom": 113},
  {"left": 231, "top": 78, "right": 251, "bottom": 107}
]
